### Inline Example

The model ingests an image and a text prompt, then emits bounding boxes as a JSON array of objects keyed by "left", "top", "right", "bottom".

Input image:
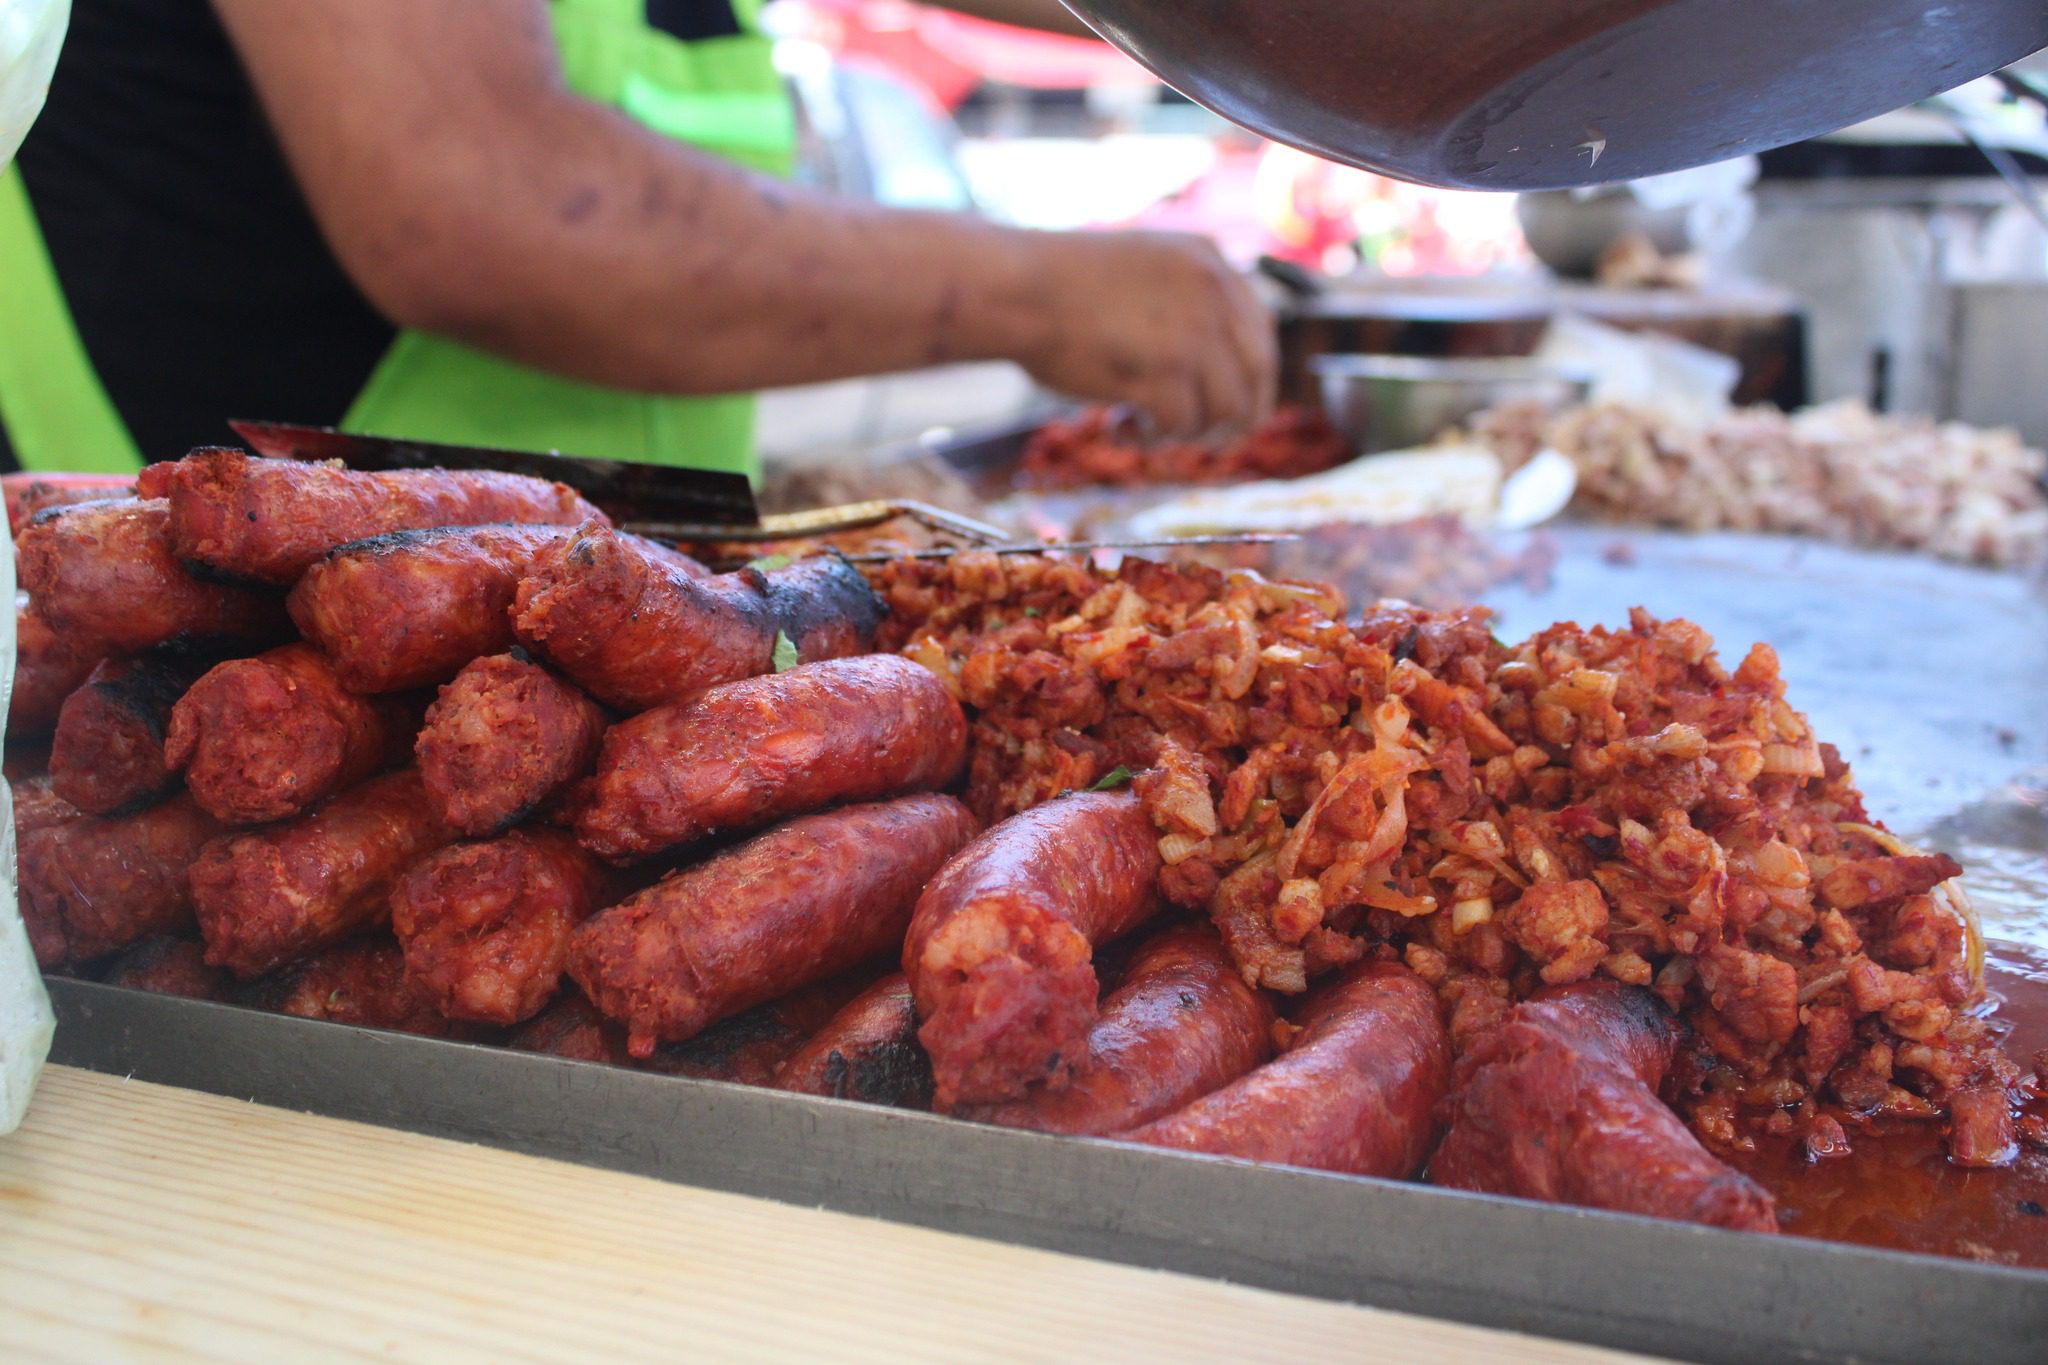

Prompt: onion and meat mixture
[{"left": 876, "top": 550, "right": 2025, "bottom": 1165}]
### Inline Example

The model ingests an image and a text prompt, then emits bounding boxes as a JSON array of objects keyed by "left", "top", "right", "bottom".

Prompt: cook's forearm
[
  {"left": 212, "top": 0, "right": 1056, "bottom": 396},
  {"left": 397, "top": 99, "right": 1052, "bottom": 394}
]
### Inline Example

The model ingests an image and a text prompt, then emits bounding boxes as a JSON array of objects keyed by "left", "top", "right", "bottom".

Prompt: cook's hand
[{"left": 1019, "top": 230, "right": 1278, "bottom": 440}]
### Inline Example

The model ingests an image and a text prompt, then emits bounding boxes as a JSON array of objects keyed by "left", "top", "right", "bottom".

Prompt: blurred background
[{"left": 752, "top": 0, "right": 2048, "bottom": 464}]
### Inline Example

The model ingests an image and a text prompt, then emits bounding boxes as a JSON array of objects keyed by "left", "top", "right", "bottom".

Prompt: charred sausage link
[
  {"left": 50, "top": 643, "right": 221, "bottom": 814},
  {"left": 904, "top": 788, "right": 1164, "bottom": 1110},
  {"left": 571, "top": 794, "right": 979, "bottom": 1055},
  {"left": 772, "top": 971, "right": 933, "bottom": 1109},
  {"left": 391, "top": 827, "right": 615, "bottom": 1027},
  {"left": 100, "top": 936, "right": 234, "bottom": 1001},
  {"left": 1121, "top": 961, "right": 1450, "bottom": 1179},
  {"left": 288, "top": 524, "right": 707, "bottom": 693},
  {"left": 416, "top": 653, "right": 609, "bottom": 837},
  {"left": 189, "top": 770, "right": 457, "bottom": 979},
  {"left": 513, "top": 522, "right": 884, "bottom": 712},
  {"left": 16, "top": 499, "right": 284, "bottom": 653},
  {"left": 240, "top": 937, "right": 461, "bottom": 1038},
  {"left": 145, "top": 447, "right": 606, "bottom": 585},
  {"left": 1428, "top": 981, "right": 1779, "bottom": 1232},
  {"left": 166, "top": 643, "right": 418, "bottom": 824},
  {"left": 8, "top": 774, "right": 84, "bottom": 837},
  {"left": 575, "top": 655, "right": 967, "bottom": 862},
  {"left": 956, "top": 923, "right": 1275, "bottom": 1135},
  {"left": 17, "top": 793, "right": 225, "bottom": 968},
  {"left": 9, "top": 597, "right": 102, "bottom": 736}
]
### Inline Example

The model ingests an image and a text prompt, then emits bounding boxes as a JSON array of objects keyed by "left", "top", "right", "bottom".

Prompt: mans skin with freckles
[{"left": 207, "top": 0, "right": 1277, "bottom": 438}]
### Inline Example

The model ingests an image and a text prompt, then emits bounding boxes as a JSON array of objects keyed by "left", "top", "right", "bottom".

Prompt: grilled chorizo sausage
[
  {"left": 4, "top": 473, "right": 136, "bottom": 532},
  {"left": 575, "top": 655, "right": 967, "bottom": 863},
  {"left": 17, "top": 793, "right": 225, "bottom": 968},
  {"left": 905, "top": 788, "right": 1164, "bottom": 1109},
  {"left": 8, "top": 774, "right": 83, "bottom": 837},
  {"left": 189, "top": 769, "right": 457, "bottom": 978},
  {"left": 646, "top": 973, "right": 873, "bottom": 1086},
  {"left": 166, "top": 643, "right": 418, "bottom": 824},
  {"left": 15, "top": 499, "right": 284, "bottom": 653},
  {"left": 287, "top": 524, "right": 709, "bottom": 693},
  {"left": 508, "top": 989, "right": 629, "bottom": 1064},
  {"left": 1428, "top": 981, "right": 1779, "bottom": 1232},
  {"left": 1121, "top": 960, "right": 1450, "bottom": 1179},
  {"left": 956, "top": 923, "right": 1275, "bottom": 1135},
  {"left": 146, "top": 447, "right": 606, "bottom": 584},
  {"left": 9, "top": 596, "right": 102, "bottom": 737},
  {"left": 50, "top": 643, "right": 221, "bottom": 814},
  {"left": 100, "top": 936, "right": 234, "bottom": 1001},
  {"left": 240, "top": 936, "right": 460, "bottom": 1038},
  {"left": 513, "top": 523, "right": 884, "bottom": 712},
  {"left": 391, "top": 828, "right": 614, "bottom": 1027},
  {"left": 512, "top": 975, "right": 867, "bottom": 1084},
  {"left": 571, "top": 794, "right": 979, "bottom": 1055},
  {"left": 772, "top": 971, "right": 933, "bottom": 1109},
  {"left": 416, "top": 653, "right": 609, "bottom": 837}
]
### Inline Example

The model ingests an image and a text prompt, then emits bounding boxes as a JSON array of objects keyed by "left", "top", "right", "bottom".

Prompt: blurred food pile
[{"left": 1466, "top": 398, "right": 2048, "bottom": 568}]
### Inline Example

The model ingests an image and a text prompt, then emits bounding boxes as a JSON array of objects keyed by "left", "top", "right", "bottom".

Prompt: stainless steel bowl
[{"left": 1312, "top": 355, "right": 1590, "bottom": 455}]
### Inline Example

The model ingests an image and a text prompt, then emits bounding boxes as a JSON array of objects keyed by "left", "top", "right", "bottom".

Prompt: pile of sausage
[{"left": 7, "top": 450, "right": 1776, "bottom": 1233}]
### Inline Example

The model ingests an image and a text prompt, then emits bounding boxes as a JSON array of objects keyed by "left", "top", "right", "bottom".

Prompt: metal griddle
[{"left": 45, "top": 428, "right": 2048, "bottom": 1361}]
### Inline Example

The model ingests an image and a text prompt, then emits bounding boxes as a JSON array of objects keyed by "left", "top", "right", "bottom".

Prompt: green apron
[{"left": 0, "top": 0, "right": 794, "bottom": 476}]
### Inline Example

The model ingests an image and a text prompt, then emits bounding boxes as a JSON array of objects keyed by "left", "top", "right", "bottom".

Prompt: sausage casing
[
  {"left": 189, "top": 769, "right": 456, "bottom": 978},
  {"left": 513, "top": 523, "right": 884, "bottom": 711},
  {"left": 1121, "top": 960, "right": 1450, "bottom": 1179},
  {"left": 957, "top": 923, "right": 1274, "bottom": 1135},
  {"left": 15, "top": 499, "right": 283, "bottom": 653},
  {"left": 416, "top": 653, "right": 608, "bottom": 836},
  {"left": 772, "top": 971, "right": 933, "bottom": 1109},
  {"left": 166, "top": 643, "right": 417, "bottom": 824},
  {"left": 391, "top": 827, "right": 614, "bottom": 1026},
  {"left": 4, "top": 473, "right": 136, "bottom": 532},
  {"left": 571, "top": 794, "right": 979, "bottom": 1054},
  {"left": 9, "top": 774, "right": 83, "bottom": 837},
  {"left": 102, "top": 936, "right": 234, "bottom": 1001},
  {"left": 149, "top": 447, "right": 607, "bottom": 584},
  {"left": 513, "top": 974, "right": 866, "bottom": 1083},
  {"left": 17, "top": 793, "right": 225, "bottom": 967},
  {"left": 905, "top": 787, "right": 1164, "bottom": 1109},
  {"left": 9, "top": 596, "right": 102, "bottom": 736},
  {"left": 575, "top": 655, "right": 967, "bottom": 862},
  {"left": 288, "top": 524, "right": 707, "bottom": 693},
  {"left": 240, "top": 936, "right": 460, "bottom": 1038},
  {"left": 50, "top": 644, "right": 219, "bottom": 814},
  {"left": 1428, "top": 981, "right": 1779, "bottom": 1232}
]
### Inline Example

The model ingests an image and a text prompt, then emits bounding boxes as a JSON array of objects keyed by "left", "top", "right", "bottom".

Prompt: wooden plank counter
[{"left": 0, "top": 1066, "right": 1646, "bottom": 1363}]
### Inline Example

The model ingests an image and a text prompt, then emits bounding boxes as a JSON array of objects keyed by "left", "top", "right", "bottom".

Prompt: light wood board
[{"left": 0, "top": 1065, "right": 1653, "bottom": 1363}]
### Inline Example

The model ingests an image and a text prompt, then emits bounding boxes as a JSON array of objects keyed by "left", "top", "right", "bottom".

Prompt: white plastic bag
[
  {"left": 0, "top": 0, "right": 63, "bottom": 1133},
  {"left": 0, "top": 0, "right": 69, "bottom": 169}
]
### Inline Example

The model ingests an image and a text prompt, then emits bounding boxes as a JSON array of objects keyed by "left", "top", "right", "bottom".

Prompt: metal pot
[{"left": 1311, "top": 355, "right": 1590, "bottom": 454}]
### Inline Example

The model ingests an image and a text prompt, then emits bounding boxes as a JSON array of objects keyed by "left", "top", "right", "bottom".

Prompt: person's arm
[
  {"left": 208, "top": 0, "right": 1272, "bottom": 436},
  {"left": 929, "top": 0, "right": 1099, "bottom": 39}
]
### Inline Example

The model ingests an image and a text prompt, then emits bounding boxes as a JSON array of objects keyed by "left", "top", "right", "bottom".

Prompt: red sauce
[{"left": 1723, "top": 940, "right": 2048, "bottom": 1268}]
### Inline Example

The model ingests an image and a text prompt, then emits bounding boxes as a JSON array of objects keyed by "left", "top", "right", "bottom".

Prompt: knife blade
[
  {"left": 228, "top": 420, "right": 760, "bottom": 527},
  {"left": 837, "top": 533, "right": 1299, "bottom": 563}
]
